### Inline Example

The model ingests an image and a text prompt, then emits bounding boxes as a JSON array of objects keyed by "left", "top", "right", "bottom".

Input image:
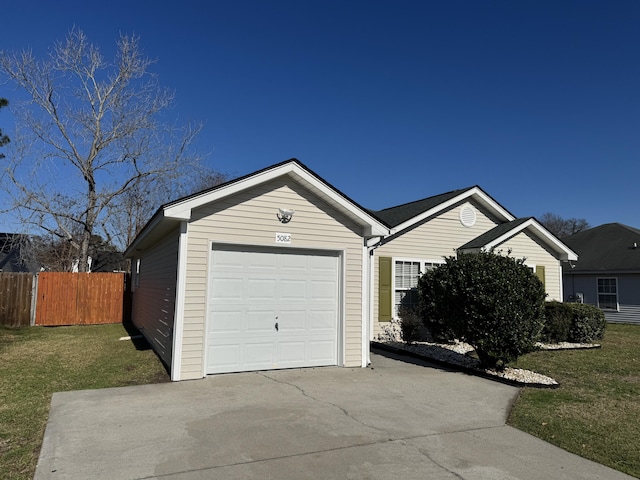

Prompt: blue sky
[{"left": 2, "top": 0, "right": 639, "bottom": 234}]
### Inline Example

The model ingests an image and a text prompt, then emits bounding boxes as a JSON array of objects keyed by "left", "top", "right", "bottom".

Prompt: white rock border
[{"left": 373, "top": 340, "right": 560, "bottom": 387}]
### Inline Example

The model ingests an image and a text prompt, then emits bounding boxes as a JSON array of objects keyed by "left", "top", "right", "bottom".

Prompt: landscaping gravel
[{"left": 377, "top": 340, "right": 560, "bottom": 387}]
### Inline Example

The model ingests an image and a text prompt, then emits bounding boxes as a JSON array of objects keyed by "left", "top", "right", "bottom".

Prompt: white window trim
[
  {"left": 133, "top": 258, "right": 141, "bottom": 290},
  {"left": 392, "top": 257, "right": 444, "bottom": 318},
  {"left": 596, "top": 277, "right": 619, "bottom": 311}
]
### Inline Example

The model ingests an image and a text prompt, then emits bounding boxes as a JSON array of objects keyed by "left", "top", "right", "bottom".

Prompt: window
[
  {"left": 597, "top": 278, "right": 618, "bottom": 310},
  {"left": 394, "top": 259, "right": 443, "bottom": 315}
]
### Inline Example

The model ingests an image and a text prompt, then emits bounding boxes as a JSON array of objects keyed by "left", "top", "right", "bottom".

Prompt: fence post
[{"left": 30, "top": 273, "right": 39, "bottom": 326}]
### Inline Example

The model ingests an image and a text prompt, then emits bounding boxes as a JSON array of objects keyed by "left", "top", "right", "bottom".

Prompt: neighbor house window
[
  {"left": 597, "top": 278, "right": 618, "bottom": 310},
  {"left": 394, "top": 259, "right": 443, "bottom": 315}
]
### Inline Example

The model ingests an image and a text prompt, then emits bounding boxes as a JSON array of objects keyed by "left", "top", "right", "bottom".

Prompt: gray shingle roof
[
  {"left": 562, "top": 223, "right": 640, "bottom": 272},
  {"left": 368, "top": 187, "right": 476, "bottom": 227},
  {"left": 458, "top": 218, "right": 533, "bottom": 250}
]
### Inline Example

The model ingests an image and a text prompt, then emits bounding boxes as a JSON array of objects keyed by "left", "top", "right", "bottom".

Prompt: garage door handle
[{"left": 275, "top": 322, "right": 279, "bottom": 331}]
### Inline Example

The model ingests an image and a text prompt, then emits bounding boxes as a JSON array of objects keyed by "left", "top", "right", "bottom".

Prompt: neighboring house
[
  {"left": 0, "top": 233, "right": 40, "bottom": 273},
  {"left": 562, "top": 223, "right": 640, "bottom": 325},
  {"left": 125, "top": 159, "right": 577, "bottom": 381}
]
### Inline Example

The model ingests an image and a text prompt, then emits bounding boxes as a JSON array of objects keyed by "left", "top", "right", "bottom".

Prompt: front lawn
[
  {"left": 0, "top": 324, "right": 169, "bottom": 480},
  {"left": 509, "top": 323, "right": 640, "bottom": 478}
]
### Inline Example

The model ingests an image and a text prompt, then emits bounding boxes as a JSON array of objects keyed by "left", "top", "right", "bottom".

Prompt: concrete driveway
[{"left": 35, "top": 350, "right": 634, "bottom": 480}]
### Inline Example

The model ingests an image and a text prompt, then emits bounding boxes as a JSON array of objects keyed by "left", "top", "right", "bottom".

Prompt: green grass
[
  {"left": 0, "top": 323, "right": 169, "bottom": 480},
  {"left": 509, "top": 323, "right": 640, "bottom": 478}
]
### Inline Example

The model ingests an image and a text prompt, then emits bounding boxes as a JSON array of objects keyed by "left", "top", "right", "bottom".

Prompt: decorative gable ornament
[{"left": 277, "top": 208, "right": 295, "bottom": 224}]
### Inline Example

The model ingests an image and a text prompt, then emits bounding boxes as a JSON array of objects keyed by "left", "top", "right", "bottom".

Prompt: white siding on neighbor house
[
  {"left": 564, "top": 273, "right": 640, "bottom": 325},
  {"left": 499, "top": 231, "right": 563, "bottom": 301},
  {"left": 181, "top": 176, "right": 365, "bottom": 380},
  {"left": 373, "top": 201, "right": 500, "bottom": 337},
  {"left": 131, "top": 227, "right": 180, "bottom": 368}
]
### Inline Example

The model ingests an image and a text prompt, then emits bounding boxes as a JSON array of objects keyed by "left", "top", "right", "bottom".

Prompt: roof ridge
[{"left": 373, "top": 186, "right": 477, "bottom": 213}]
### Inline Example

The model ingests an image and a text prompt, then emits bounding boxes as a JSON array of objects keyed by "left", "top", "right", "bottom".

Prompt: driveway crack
[{"left": 257, "top": 372, "right": 390, "bottom": 435}]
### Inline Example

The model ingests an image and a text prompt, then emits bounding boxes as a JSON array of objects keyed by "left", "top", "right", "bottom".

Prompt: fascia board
[
  {"left": 163, "top": 162, "right": 388, "bottom": 235},
  {"left": 484, "top": 219, "right": 579, "bottom": 261},
  {"left": 390, "top": 187, "right": 515, "bottom": 235},
  {"left": 124, "top": 211, "right": 168, "bottom": 257}
]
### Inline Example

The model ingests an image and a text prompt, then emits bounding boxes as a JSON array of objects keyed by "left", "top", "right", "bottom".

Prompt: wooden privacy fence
[
  {"left": 0, "top": 273, "right": 35, "bottom": 327},
  {"left": 35, "top": 272, "right": 127, "bottom": 326}
]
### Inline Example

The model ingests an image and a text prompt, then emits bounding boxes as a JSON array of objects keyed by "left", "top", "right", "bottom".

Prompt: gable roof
[
  {"left": 458, "top": 217, "right": 578, "bottom": 261},
  {"left": 562, "top": 223, "right": 640, "bottom": 273},
  {"left": 126, "top": 159, "right": 389, "bottom": 255},
  {"left": 369, "top": 185, "right": 515, "bottom": 232}
]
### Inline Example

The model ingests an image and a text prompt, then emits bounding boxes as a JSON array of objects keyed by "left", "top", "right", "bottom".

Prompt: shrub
[
  {"left": 542, "top": 301, "right": 573, "bottom": 343},
  {"left": 397, "top": 307, "right": 424, "bottom": 344},
  {"left": 541, "top": 301, "right": 607, "bottom": 344},
  {"left": 568, "top": 303, "right": 606, "bottom": 343},
  {"left": 419, "top": 250, "right": 546, "bottom": 369}
]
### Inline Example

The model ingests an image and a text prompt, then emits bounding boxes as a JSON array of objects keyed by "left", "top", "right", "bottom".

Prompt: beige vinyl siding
[
  {"left": 181, "top": 176, "right": 364, "bottom": 379},
  {"left": 373, "top": 201, "right": 499, "bottom": 337},
  {"left": 499, "top": 232, "right": 562, "bottom": 301},
  {"left": 131, "top": 227, "right": 180, "bottom": 368}
]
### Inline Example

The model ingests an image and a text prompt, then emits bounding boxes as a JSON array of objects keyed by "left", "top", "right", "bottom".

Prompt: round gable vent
[{"left": 460, "top": 205, "right": 476, "bottom": 227}]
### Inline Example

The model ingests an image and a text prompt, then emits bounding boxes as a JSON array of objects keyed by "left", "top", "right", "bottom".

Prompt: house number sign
[{"left": 275, "top": 232, "right": 292, "bottom": 244}]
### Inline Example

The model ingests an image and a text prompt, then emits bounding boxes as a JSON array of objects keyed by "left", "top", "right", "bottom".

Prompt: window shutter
[
  {"left": 379, "top": 256, "right": 392, "bottom": 322},
  {"left": 535, "top": 265, "right": 546, "bottom": 289}
]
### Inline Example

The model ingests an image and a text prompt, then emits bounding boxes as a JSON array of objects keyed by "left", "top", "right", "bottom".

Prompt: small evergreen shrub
[
  {"left": 542, "top": 301, "right": 606, "bottom": 343},
  {"left": 419, "top": 250, "right": 546, "bottom": 369},
  {"left": 397, "top": 307, "right": 424, "bottom": 344},
  {"left": 542, "top": 301, "right": 573, "bottom": 343},
  {"left": 568, "top": 303, "right": 606, "bottom": 343}
]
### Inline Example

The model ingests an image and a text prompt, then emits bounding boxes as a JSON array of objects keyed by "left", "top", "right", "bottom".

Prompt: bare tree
[
  {"left": 0, "top": 98, "right": 8, "bottom": 159},
  {"left": 108, "top": 167, "right": 230, "bottom": 249},
  {"left": 539, "top": 213, "right": 590, "bottom": 238},
  {"left": 0, "top": 30, "right": 207, "bottom": 270}
]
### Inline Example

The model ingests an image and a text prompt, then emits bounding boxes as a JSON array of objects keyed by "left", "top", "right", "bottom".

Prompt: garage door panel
[
  {"left": 209, "top": 310, "right": 244, "bottom": 333},
  {"left": 246, "top": 310, "right": 277, "bottom": 332},
  {"left": 207, "top": 247, "right": 339, "bottom": 375},
  {"left": 311, "top": 280, "right": 337, "bottom": 300},
  {"left": 276, "top": 309, "right": 307, "bottom": 331},
  {"left": 309, "top": 340, "right": 337, "bottom": 362},
  {"left": 277, "top": 341, "right": 306, "bottom": 364},
  {"left": 247, "top": 279, "right": 277, "bottom": 300},
  {"left": 309, "top": 310, "right": 337, "bottom": 330},
  {"left": 279, "top": 279, "right": 307, "bottom": 301},
  {"left": 210, "top": 278, "right": 244, "bottom": 300},
  {"left": 244, "top": 343, "right": 276, "bottom": 368},
  {"left": 208, "top": 344, "right": 242, "bottom": 369}
]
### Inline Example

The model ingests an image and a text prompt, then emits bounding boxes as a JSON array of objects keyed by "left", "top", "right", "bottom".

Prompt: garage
[{"left": 206, "top": 245, "right": 341, "bottom": 374}]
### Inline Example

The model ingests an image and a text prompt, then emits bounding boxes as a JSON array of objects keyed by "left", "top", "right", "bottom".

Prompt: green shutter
[
  {"left": 379, "top": 256, "right": 392, "bottom": 322},
  {"left": 535, "top": 265, "right": 546, "bottom": 289}
]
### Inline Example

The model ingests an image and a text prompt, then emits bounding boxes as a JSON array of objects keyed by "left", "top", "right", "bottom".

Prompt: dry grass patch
[
  {"left": 0, "top": 324, "right": 169, "bottom": 480},
  {"left": 509, "top": 323, "right": 640, "bottom": 478}
]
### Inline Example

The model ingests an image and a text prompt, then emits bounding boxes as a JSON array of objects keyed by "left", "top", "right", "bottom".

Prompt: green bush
[
  {"left": 419, "top": 250, "right": 546, "bottom": 369},
  {"left": 397, "top": 306, "right": 423, "bottom": 344},
  {"left": 542, "top": 301, "right": 573, "bottom": 342},
  {"left": 542, "top": 301, "right": 607, "bottom": 343},
  {"left": 569, "top": 303, "right": 606, "bottom": 343}
]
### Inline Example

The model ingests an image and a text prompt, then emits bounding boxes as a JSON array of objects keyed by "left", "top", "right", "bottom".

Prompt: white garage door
[{"left": 206, "top": 245, "right": 340, "bottom": 374}]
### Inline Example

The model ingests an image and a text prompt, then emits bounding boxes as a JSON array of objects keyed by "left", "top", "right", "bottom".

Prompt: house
[
  {"left": 562, "top": 223, "right": 640, "bottom": 325},
  {"left": 125, "top": 159, "right": 577, "bottom": 381},
  {"left": 0, "top": 233, "right": 40, "bottom": 273}
]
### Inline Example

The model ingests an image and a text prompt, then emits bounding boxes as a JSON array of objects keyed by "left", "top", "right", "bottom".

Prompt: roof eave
[
  {"left": 127, "top": 160, "right": 389, "bottom": 254},
  {"left": 390, "top": 186, "right": 515, "bottom": 235},
  {"left": 472, "top": 218, "right": 578, "bottom": 261}
]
